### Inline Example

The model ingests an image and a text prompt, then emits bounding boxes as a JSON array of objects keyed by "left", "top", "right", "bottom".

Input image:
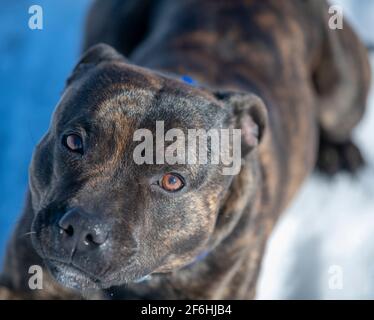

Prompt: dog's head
[{"left": 29, "top": 44, "right": 267, "bottom": 290}]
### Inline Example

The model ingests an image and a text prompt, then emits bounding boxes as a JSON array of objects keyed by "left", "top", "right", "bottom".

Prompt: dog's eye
[
  {"left": 63, "top": 134, "right": 83, "bottom": 154},
  {"left": 160, "top": 173, "right": 184, "bottom": 192}
]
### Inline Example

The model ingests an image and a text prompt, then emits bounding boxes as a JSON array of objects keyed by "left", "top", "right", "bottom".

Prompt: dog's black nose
[{"left": 58, "top": 208, "right": 108, "bottom": 249}]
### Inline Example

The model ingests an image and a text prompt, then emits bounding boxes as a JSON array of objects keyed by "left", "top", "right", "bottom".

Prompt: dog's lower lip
[{"left": 46, "top": 259, "right": 101, "bottom": 284}]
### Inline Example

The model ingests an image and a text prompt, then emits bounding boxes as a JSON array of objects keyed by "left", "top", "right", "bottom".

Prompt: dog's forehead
[{"left": 59, "top": 62, "right": 222, "bottom": 131}]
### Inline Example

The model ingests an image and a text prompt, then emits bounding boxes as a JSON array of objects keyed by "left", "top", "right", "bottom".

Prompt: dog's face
[{"left": 29, "top": 44, "right": 266, "bottom": 290}]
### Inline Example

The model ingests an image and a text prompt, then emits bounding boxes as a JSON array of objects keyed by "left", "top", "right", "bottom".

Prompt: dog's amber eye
[
  {"left": 160, "top": 173, "right": 184, "bottom": 192},
  {"left": 63, "top": 134, "right": 83, "bottom": 154}
]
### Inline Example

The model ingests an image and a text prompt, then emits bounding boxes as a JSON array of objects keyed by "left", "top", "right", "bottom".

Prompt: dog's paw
[{"left": 317, "top": 139, "right": 365, "bottom": 175}]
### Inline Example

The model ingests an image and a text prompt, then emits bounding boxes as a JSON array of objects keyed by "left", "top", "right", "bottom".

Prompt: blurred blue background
[
  {"left": 0, "top": 0, "right": 91, "bottom": 261},
  {"left": 0, "top": 0, "right": 374, "bottom": 299}
]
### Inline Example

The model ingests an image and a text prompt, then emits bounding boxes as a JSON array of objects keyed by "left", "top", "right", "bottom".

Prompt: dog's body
[{"left": 0, "top": 0, "right": 370, "bottom": 299}]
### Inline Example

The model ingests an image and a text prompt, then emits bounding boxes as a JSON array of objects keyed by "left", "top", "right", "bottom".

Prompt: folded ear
[
  {"left": 66, "top": 43, "right": 126, "bottom": 86},
  {"left": 215, "top": 91, "right": 268, "bottom": 156}
]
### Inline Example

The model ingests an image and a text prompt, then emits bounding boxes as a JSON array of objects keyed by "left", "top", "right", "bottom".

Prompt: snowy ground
[{"left": 0, "top": 0, "right": 373, "bottom": 299}]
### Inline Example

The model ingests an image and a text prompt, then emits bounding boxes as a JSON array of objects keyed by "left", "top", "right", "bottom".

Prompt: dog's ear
[
  {"left": 66, "top": 43, "right": 126, "bottom": 86},
  {"left": 215, "top": 91, "right": 268, "bottom": 155}
]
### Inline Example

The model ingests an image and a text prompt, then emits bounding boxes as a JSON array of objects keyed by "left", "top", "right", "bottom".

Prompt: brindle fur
[{"left": 0, "top": 0, "right": 370, "bottom": 299}]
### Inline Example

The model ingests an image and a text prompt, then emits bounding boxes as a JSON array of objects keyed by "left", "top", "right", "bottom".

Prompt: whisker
[{"left": 19, "top": 231, "right": 37, "bottom": 239}]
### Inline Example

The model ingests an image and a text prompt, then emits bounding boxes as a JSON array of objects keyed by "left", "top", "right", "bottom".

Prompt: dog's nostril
[
  {"left": 59, "top": 224, "right": 74, "bottom": 236},
  {"left": 66, "top": 225, "right": 74, "bottom": 236},
  {"left": 84, "top": 232, "right": 107, "bottom": 246},
  {"left": 84, "top": 233, "right": 94, "bottom": 246}
]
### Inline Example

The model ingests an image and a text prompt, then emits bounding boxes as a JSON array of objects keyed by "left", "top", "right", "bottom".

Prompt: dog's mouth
[
  {"left": 44, "top": 257, "right": 156, "bottom": 291},
  {"left": 44, "top": 259, "right": 103, "bottom": 290},
  {"left": 31, "top": 207, "right": 165, "bottom": 290}
]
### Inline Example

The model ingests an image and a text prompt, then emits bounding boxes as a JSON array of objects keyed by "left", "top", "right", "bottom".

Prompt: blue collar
[
  {"left": 180, "top": 75, "right": 198, "bottom": 86},
  {"left": 186, "top": 250, "right": 211, "bottom": 268},
  {"left": 193, "top": 250, "right": 210, "bottom": 262}
]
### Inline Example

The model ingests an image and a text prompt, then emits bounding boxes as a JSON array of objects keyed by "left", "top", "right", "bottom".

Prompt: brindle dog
[{"left": 0, "top": 0, "right": 370, "bottom": 299}]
